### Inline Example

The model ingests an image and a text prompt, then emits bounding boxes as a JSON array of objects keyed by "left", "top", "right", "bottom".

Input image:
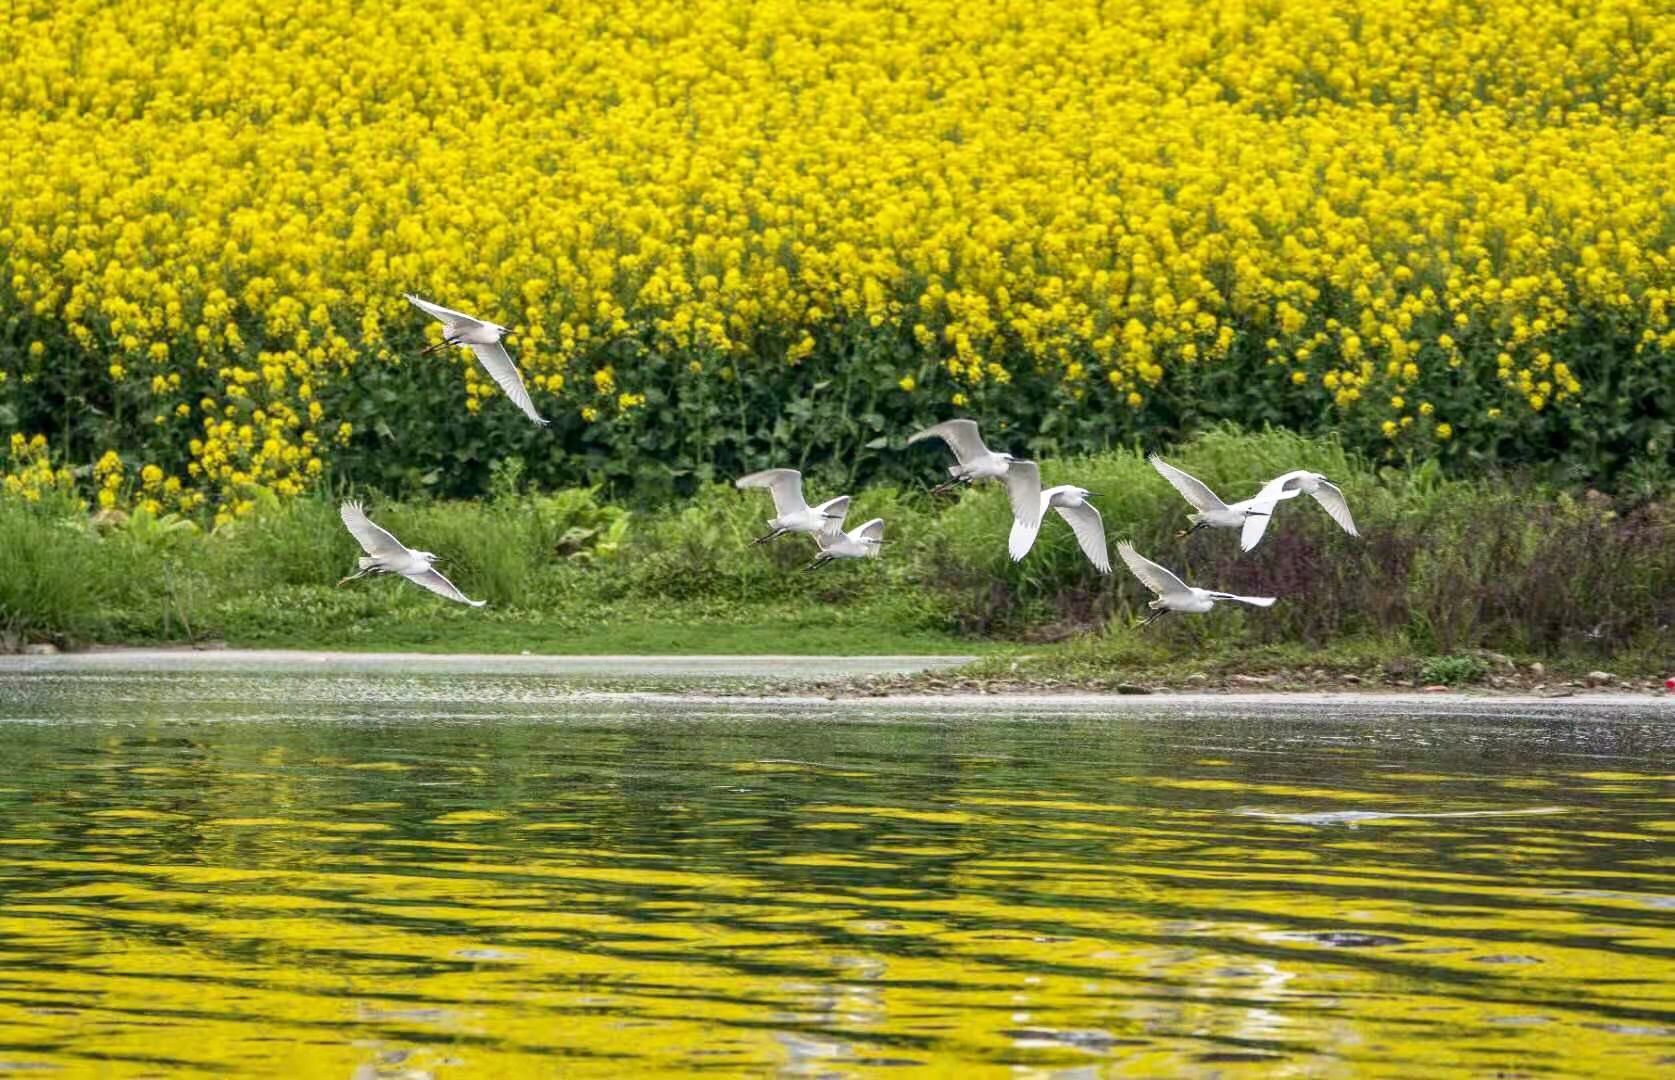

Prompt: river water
[{"left": 0, "top": 669, "right": 1671, "bottom": 1077}]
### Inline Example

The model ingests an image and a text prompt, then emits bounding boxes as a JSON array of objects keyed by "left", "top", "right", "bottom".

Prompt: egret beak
[{"left": 1085, "top": 491, "right": 1103, "bottom": 498}]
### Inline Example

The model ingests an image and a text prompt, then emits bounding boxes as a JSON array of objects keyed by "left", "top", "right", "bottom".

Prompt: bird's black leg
[
  {"left": 929, "top": 475, "right": 972, "bottom": 496},
  {"left": 420, "top": 336, "right": 459, "bottom": 356},
  {"left": 803, "top": 556, "right": 831, "bottom": 572},
  {"left": 1137, "top": 608, "right": 1168, "bottom": 629},
  {"left": 752, "top": 529, "right": 785, "bottom": 545},
  {"left": 336, "top": 568, "right": 373, "bottom": 587},
  {"left": 1175, "top": 521, "right": 1209, "bottom": 541}
]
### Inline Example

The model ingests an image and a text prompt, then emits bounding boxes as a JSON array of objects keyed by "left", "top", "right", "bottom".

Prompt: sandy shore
[
  {"left": 0, "top": 647, "right": 977, "bottom": 680},
  {"left": 2, "top": 647, "right": 1671, "bottom": 715}
]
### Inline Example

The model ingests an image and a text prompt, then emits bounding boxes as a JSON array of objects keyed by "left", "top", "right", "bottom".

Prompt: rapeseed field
[{"left": 2, "top": 0, "right": 1670, "bottom": 515}]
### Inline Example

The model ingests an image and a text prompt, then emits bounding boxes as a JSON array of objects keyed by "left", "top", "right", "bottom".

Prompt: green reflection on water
[{"left": 0, "top": 675, "right": 1672, "bottom": 1077}]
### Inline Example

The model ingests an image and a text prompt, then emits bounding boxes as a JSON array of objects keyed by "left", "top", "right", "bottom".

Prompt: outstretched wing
[
  {"left": 1149, "top": 455, "right": 1228, "bottom": 512},
  {"left": 340, "top": 500, "right": 408, "bottom": 558},
  {"left": 470, "top": 341, "right": 549, "bottom": 426},
  {"left": 1055, "top": 501, "right": 1111, "bottom": 574},
  {"left": 855, "top": 517, "right": 885, "bottom": 557},
  {"left": 404, "top": 293, "right": 485, "bottom": 328},
  {"left": 907, "top": 419, "right": 988, "bottom": 464},
  {"left": 1310, "top": 481, "right": 1359, "bottom": 537},
  {"left": 1008, "top": 501, "right": 1046, "bottom": 563},
  {"left": 1117, "top": 541, "right": 1191, "bottom": 599},
  {"left": 1004, "top": 460, "right": 1042, "bottom": 531},
  {"left": 1240, "top": 500, "right": 1279, "bottom": 552},
  {"left": 402, "top": 566, "right": 486, "bottom": 607},
  {"left": 1210, "top": 592, "right": 1277, "bottom": 608},
  {"left": 815, "top": 496, "right": 853, "bottom": 544},
  {"left": 735, "top": 468, "right": 809, "bottom": 517}
]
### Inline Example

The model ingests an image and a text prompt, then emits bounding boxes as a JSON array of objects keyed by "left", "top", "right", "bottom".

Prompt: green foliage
[
  {"left": 0, "top": 502, "right": 104, "bottom": 645},
  {"left": 1419, "top": 654, "right": 1489, "bottom": 686},
  {"left": 2, "top": 430, "right": 1673, "bottom": 672}
]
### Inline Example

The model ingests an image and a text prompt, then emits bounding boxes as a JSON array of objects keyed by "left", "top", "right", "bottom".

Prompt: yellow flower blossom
[{"left": 0, "top": 0, "right": 1666, "bottom": 510}]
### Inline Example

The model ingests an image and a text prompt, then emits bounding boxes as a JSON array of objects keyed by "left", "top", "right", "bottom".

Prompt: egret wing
[
  {"left": 340, "top": 500, "right": 408, "bottom": 558},
  {"left": 404, "top": 293, "right": 485, "bottom": 327},
  {"left": 1148, "top": 455, "right": 1228, "bottom": 512},
  {"left": 907, "top": 419, "right": 988, "bottom": 464},
  {"left": 1310, "top": 481, "right": 1359, "bottom": 536},
  {"left": 855, "top": 517, "right": 885, "bottom": 557},
  {"left": 1117, "top": 541, "right": 1191, "bottom": 599},
  {"left": 402, "top": 566, "right": 486, "bottom": 607},
  {"left": 1211, "top": 592, "right": 1277, "bottom": 608},
  {"left": 1239, "top": 499, "right": 1279, "bottom": 551},
  {"left": 1055, "top": 501, "right": 1111, "bottom": 574},
  {"left": 1008, "top": 511, "right": 1044, "bottom": 563},
  {"left": 470, "top": 341, "right": 549, "bottom": 426},
  {"left": 736, "top": 468, "right": 809, "bottom": 517},
  {"left": 815, "top": 496, "right": 852, "bottom": 545},
  {"left": 1004, "top": 460, "right": 1042, "bottom": 531}
]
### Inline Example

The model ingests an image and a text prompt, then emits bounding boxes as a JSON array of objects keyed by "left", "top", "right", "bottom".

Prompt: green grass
[{"left": 5, "top": 427, "right": 1673, "bottom": 677}]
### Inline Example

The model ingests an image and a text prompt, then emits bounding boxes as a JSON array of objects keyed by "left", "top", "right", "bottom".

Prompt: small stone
[
  {"left": 1585, "top": 670, "right": 1618, "bottom": 687},
  {"left": 1422, "top": 684, "right": 1450, "bottom": 693},
  {"left": 22, "top": 643, "right": 58, "bottom": 656},
  {"left": 1529, "top": 662, "right": 1545, "bottom": 677},
  {"left": 1115, "top": 683, "right": 1153, "bottom": 695},
  {"left": 1186, "top": 672, "right": 1208, "bottom": 684},
  {"left": 1230, "top": 674, "right": 1273, "bottom": 686},
  {"left": 1341, "top": 674, "right": 1363, "bottom": 684}
]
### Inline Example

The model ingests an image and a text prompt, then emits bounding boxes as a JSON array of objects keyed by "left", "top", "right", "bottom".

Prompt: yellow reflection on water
[{"left": 0, "top": 699, "right": 1671, "bottom": 1077}]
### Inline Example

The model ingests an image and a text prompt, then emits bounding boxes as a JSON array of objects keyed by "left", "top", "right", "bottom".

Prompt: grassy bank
[{"left": 3, "top": 429, "right": 1672, "bottom": 679}]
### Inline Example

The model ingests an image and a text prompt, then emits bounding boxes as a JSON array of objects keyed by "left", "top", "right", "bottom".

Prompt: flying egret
[
  {"left": 806, "top": 515, "right": 886, "bottom": 571},
  {"left": 735, "top": 468, "right": 851, "bottom": 545},
  {"left": 404, "top": 293, "right": 549, "bottom": 426},
  {"left": 1148, "top": 455, "right": 1279, "bottom": 545},
  {"left": 1006, "top": 461, "right": 1110, "bottom": 573},
  {"left": 908, "top": 419, "right": 1028, "bottom": 496},
  {"left": 336, "top": 500, "right": 486, "bottom": 607},
  {"left": 1117, "top": 541, "right": 1274, "bottom": 626},
  {"left": 1239, "top": 470, "right": 1359, "bottom": 551}
]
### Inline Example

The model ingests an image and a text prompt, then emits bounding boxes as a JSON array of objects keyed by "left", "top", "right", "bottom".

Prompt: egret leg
[
  {"left": 336, "top": 568, "right": 372, "bottom": 587},
  {"left": 1176, "top": 521, "right": 1210, "bottom": 541},
  {"left": 420, "top": 336, "right": 460, "bottom": 355},
  {"left": 929, "top": 476, "right": 972, "bottom": 496},
  {"left": 751, "top": 529, "right": 785, "bottom": 545},
  {"left": 1137, "top": 608, "right": 1168, "bottom": 629},
  {"left": 803, "top": 557, "right": 832, "bottom": 572}
]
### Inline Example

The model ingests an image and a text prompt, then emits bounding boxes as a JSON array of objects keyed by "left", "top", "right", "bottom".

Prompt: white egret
[
  {"left": 1239, "top": 470, "right": 1359, "bottom": 550},
  {"left": 807, "top": 515, "right": 886, "bottom": 571},
  {"left": 1148, "top": 455, "right": 1277, "bottom": 545},
  {"left": 735, "top": 468, "right": 851, "bottom": 544},
  {"left": 1005, "top": 461, "right": 1110, "bottom": 573},
  {"left": 404, "top": 293, "right": 549, "bottom": 426},
  {"left": 908, "top": 419, "right": 1028, "bottom": 495},
  {"left": 336, "top": 500, "right": 486, "bottom": 607},
  {"left": 1117, "top": 541, "right": 1274, "bottom": 626}
]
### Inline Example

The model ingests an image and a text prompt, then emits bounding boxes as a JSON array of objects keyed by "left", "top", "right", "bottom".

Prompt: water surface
[{"left": 1, "top": 672, "right": 1671, "bottom": 1077}]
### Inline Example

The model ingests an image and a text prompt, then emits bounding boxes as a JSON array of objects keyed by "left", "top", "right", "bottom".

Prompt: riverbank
[
  {"left": 5, "top": 431, "right": 1672, "bottom": 684},
  {"left": 6, "top": 645, "right": 1668, "bottom": 698}
]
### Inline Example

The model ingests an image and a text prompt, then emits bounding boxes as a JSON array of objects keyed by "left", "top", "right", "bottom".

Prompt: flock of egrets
[{"left": 335, "top": 295, "right": 1360, "bottom": 622}]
